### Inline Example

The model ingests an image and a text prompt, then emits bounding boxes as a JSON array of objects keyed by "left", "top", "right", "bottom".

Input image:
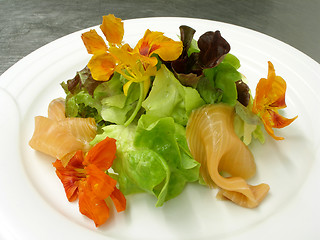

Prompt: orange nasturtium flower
[
  {"left": 81, "top": 14, "right": 183, "bottom": 95},
  {"left": 252, "top": 61, "right": 297, "bottom": 140},
  {"left": 53, "top": 137, "right": 126, "bottom": 227}
]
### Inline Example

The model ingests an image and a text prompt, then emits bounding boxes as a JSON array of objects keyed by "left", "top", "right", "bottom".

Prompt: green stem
[{"left": 124, "top": 81, "right": 144, "bottom": 127}]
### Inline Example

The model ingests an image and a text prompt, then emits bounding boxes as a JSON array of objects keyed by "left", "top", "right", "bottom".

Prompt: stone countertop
[{"left": 0, "top": 0, "right": 319, "bottom": 76}]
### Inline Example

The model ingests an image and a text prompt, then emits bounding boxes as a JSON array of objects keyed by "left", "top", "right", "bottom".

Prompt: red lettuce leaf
[
  {"left": 169, "top": 26, "right": 231, "bottom": 87},
  {"left": 197, "top": 31, "right": 230, "bottom": 69},
  {"left": 62, "top": 66, "right": 103, "bottom": 96}
]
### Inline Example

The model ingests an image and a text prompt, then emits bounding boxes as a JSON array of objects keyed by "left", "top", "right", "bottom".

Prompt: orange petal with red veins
[
  {"left": 87, "top": 53, "right": 116, "bottom": 81},
  {"left": 85, "top": 164, "right": 117, "bottom": 200},
  {"left": 100, "top": 14, "right": 124, "bottom": 45},
  {"left": 261, "top": 111, "right": 284, "bottom": 140},
  {"left": 52, "top": 151, "right": 85, "bottom": 202},
  {"left": 134, "top": 30, "right": 183, "bottom": 61},
  {"left": 261, "top": 110, "right": 297, "bottom": 140},
  {"left": 78, "top": 181, "right": 110, "bottom": 227},
  {"left": 84, "top": 137, "right": 117, "bottom": 170},
  {"left": 268, "top": 110, "right": 298, "bottom": 129},
  {"left": 81, "top": 29, "right": 108, "bottom": 54},
  {"left": 253, "top": 62, "right": 287, "bottom": 114},
  {"left": 153, "top": 40, "right": 183, "bottom": 61},
  {"left": 110, "top": 187, "right": 126, "bottom": 212}
]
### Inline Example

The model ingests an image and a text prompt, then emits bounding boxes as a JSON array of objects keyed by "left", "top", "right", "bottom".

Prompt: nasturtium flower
[
  {"left": 252, "top": 61, "right": 297, "bottom": 140},
  {"left": 53, "top": 137, "right": 126, "bottom": 227}
]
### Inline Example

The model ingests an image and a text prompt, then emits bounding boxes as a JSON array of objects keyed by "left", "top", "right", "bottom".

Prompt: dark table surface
[{"left": 0, "top": 0, "right": 319, "bottom": 77}]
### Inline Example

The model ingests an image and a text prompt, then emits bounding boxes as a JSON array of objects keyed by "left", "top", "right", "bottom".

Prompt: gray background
[{"left": 0, "top": 0, "right": 319, "bottom": 76}]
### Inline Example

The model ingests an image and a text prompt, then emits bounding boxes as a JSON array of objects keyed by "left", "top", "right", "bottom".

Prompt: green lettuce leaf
[
  {"left": 142, "top": 65, "right": 205, "bottom": 126},
  {"left": 198, "top": 62, "right": 242, "bottom": 106},
  {"left": 222, "top": 53, "right": 241, "bottom": 69},
  {"left": 91, "top": 114, "right": 200, "bottom": 207},
  {"left": 97, "top": 74, "right": 140, "bottom": 125},
  {"left": 234, "top": 101, "right": 265, "bottom": 145},
  {"left": 65, "top": 90, "right": 102, "bottom": 123}
]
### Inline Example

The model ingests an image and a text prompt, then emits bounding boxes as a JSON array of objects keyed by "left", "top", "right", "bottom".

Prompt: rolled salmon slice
[
  {"left": 186, "top": 103, "right": 269, "bottom": 208},
  {"left": 48, "top": 97, "right": 66, "bottom": 121},
  {"left": 29, "top": 98, "right": 97, "bottom": 166}
]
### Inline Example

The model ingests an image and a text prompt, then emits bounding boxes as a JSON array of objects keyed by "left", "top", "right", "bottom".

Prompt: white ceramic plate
[{"left": 0, "top": 17, "right": 319, "bottom": 240}]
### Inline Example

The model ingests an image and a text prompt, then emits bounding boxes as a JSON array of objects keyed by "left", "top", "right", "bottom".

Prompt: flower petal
[
  {"left": 134, "top": 30, "right": 183, "bottom": 61},
  {"left": 122, "top": 80, "right": 133, "bottom": 96},
  {"left": 81, "top": 29, "right": 108, "bottom": 54},
  {"left": 52, "top": 150, "right": 85, "bottom": 202},
  {"left": 87, "top": 53, "right": 116, "bottom": 81},
  {"left": 100, "top": 14, "right": 124, "bottom": 45},
  {"left": 110, "top": 187, "right": 126, "bottom": 212},
  {"left": 260, "top": 108, "right": 298, "bottom": 140},
  {"left": 268, "top": 109, "right": 298, "bottom": 129},
  {"left": 85, "top": 164, "right": 117, "bottom": 200},
  {"left": 78, "top": 180, "right": 110, "bottom": 227},
  {"left": 84, "top": 137, "right": 117, "bottom": 170},
  {"left": 268, "top": 76, "right": 287, "bottom": 109},
  {"left": 152, "top": 40, "right": 183, "bottom": 61},
  {"left": 109, "top": 45, "right": 139, "bottom": 67}
]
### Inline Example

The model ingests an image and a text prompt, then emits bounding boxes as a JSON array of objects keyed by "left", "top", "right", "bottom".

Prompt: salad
[{"left": 29, "top": 14, "right": 297, "bottom": 227}]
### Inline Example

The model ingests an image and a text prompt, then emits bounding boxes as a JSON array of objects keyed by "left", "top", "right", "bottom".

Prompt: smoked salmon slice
[
  {"left": 186, "top": 103, "right": 269, "bottom": 208},
  {"left": 29, "top": 98, "right": 97, "bottom": 166},
  {"left": 48, "top": 97, "right": 66, "bottom": 121}
]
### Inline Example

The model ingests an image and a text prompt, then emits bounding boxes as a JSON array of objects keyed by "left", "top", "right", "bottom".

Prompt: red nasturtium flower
[
  {"left": 252, "top": 61, "right": 297, "bottom": 140},
  {"left": 53, "top": 137, "right": 126, "bottom": 227}
]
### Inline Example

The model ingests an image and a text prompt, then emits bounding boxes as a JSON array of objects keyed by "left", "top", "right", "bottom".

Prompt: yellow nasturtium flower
[{"left": 252, "top": 61, "right": 297, "bottom": 140}]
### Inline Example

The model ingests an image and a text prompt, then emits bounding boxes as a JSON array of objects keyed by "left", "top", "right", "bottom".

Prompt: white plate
[{"left": 0, "top": 17, "right": 319, "bottom": 240}]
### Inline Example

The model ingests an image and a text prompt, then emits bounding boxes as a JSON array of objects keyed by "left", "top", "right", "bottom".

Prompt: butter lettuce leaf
[
  {"left": 96, "top": 73, "right": 140, "bottom": 125},
  {"left": 142, "top": 65, "right": 205, "bottom": 126},
  {"left": 91, "top": 114, "right": 200, "bottom": 207},
  {"left": 198, "top": 62, "right": 242, "bottom": 106}
]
